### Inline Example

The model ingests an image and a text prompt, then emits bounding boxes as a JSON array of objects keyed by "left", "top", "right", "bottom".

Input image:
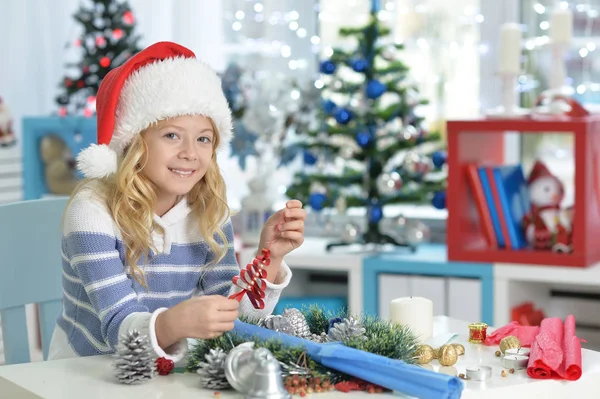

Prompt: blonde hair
[{"left": 67, "top": 118, "right": 230, "bottom": 288}]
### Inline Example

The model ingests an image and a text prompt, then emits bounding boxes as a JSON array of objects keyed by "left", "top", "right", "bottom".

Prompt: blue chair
[{"left": 0, "top": 197, "right": 68, "bottom": 364}]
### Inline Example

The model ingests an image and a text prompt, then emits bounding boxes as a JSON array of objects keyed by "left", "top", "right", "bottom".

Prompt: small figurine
[{"left": 522, "top": 161, "right": 572, "bottom": 252}]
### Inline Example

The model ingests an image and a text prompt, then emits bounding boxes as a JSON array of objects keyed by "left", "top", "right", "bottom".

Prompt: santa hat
[
  {"left": 528, "top": 160, "right": 564, "bottom": 194},
  {"left": 76, "top": 41, "right": 233, "bottom": 179}
]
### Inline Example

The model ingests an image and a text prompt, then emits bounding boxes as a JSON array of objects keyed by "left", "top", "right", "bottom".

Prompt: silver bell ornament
[
  {"left": 225, "top": 344, "right": 290, "bottom": 399},
  {"left": 341, "top": 222, "right": 361, "bottom": 244},
  {"left": 376, "top": 172, "right": 403, "bottom": 196}
]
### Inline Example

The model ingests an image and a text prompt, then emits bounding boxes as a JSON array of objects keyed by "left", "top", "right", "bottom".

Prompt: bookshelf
[{"left": 447, "top": 115, "right": 600, "bottom": 268}]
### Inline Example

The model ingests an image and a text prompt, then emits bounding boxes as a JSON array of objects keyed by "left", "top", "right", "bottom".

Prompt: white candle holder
[
  {"left": 550, "top": 42, "right": 569, "bottom": 92},
  {"left": 485, "top": 71, "right": 529, "bottom": 118}
]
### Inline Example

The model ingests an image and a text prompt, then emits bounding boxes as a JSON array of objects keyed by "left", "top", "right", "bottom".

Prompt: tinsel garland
[{"left": 186, "top": 305, "right": 419, "bottom": 384}]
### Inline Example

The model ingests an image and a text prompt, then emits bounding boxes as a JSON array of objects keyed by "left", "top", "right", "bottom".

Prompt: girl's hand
[
  {"left": 259, "top": 199, "right": 306, "bottom": 261},
  {"left": 155, "top": 295, "right": 239, "bottom": 348}
]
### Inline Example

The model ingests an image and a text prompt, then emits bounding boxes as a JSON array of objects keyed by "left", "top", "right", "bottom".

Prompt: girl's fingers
[
  {"left": 279, "top": 231, "right": 304, "bottom": 243},
  {"left": 283, "top": 208, "right": 307, "bottom": 220},
  {"left": 279, "top": 220, "right": 304, "bottom": 233},
  {"left": 286, "top": 199, "right": 303, "bottom": 209}
]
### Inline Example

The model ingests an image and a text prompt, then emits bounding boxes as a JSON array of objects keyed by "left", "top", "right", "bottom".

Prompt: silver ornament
[
  {"left": 259, "top": 315, "right": 296, "bottom": 335},
  {"left": 394, "top": 214, "right": 408, "bottom": 229},
  {"left": 402, "top": 125, "right": 418, "bottom": 140},
  {"left": 402, "top": 152, "right": 432, "bottom": 176},
  {"left": 376, "top": 172, "right": 403, "bottom": 196},
  {"left": 402, "top": 152, "right": 421, "bottom": 175},
  {"left": 282, "top": 308, "right": 311, "bottom": 338},
  {"left": 341, "top": 223, "right": 361, "bottom": 244},
  {"left": 403, "top": 220, "right": 430, "bottom": 246}
]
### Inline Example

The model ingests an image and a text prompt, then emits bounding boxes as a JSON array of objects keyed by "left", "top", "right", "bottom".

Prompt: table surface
[{"left": 1, "top": 317, "right": 599, "bottom": 399}]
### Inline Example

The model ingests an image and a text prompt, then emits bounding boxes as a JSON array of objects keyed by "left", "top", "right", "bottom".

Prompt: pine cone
[
  {"left": 196, "top": 348, "right": 230, "bottom": 390},
  {"left": 309, "top": 332, "right": 330, "bottom": 343},
  {"left": 282, "top": 308, "right": 311, "bottom": 338},
  {"left": 113, "top": 329, "right": 156, "bottom": 384},
  {"left": 259, "top": 315, "right": 296, "bottom": 335},
  {"left": 327, "top": 317, "right": 366, "bottom": 342}
]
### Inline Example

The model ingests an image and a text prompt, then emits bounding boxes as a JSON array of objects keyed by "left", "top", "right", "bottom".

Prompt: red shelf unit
[{"left": 447, "top": 115, "right": 600, "bottom": 268}]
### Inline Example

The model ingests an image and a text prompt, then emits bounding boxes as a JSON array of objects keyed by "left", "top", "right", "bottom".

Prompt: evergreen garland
[{"left": 186, "top": 305, "right": 418, "bottom": 383}]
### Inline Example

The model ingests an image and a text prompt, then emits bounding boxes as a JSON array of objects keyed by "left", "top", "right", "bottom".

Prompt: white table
[
  {"left": 240, "top": 237, "right": 365, "bottom": 315},
  {"left": 1, "top": 317, "right": 599, "bottom": 399}
]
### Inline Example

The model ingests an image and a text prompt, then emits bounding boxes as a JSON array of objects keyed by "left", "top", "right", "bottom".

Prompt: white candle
[
  {"left": 389, "top": 296, "right": 433, "bottom": 342},
  {"left": 498, "top": 23, "right": 522, "bottom": 75},
  {"left": 551, "top": 7, "right": 573, "bottom": 45}
]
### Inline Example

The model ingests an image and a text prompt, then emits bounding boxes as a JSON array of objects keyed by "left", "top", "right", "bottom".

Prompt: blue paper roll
[{"left": 233, "top": 320, "right": 463, "bottom": 399}]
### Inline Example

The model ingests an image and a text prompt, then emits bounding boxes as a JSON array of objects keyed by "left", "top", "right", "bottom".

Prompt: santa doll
[
  {"left": 522, "top": 161, "right": 572, "bottom": 253},
  {"left": 0, "top": 97, "right": 16, "bottom": 147}
]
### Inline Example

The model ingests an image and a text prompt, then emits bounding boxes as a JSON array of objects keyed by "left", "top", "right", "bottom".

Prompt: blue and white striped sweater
[{"left": 51, "top": 183, "right": 290, "bottom": 358}]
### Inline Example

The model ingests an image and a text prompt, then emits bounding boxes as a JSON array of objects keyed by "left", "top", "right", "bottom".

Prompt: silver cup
[{"left": 225, "top": 344, "right": 290, "bottom": 399}]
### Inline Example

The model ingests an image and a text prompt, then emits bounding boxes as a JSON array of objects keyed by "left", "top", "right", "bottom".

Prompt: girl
[{"left": 48, "top": 42, "right": 306, "bottom": 363}]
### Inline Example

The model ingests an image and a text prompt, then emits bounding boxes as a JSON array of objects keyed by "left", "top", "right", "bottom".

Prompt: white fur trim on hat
[
  {"left": 76, "top": 144, "right": 118, "bottom": 179},
  {"left": 110, "top": 56, "right": 233, "bottom": 154}
]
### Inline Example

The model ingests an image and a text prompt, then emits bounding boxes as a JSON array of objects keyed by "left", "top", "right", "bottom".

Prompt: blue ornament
[
  {"left": 328, "top": 317, "right": 343, "bottom": 332},
  {"left": 350, "top": 58, "right": 369, "bottom": 73},
  {"left": 432, "top": 191, "right": 447, "bottom": 210},
  {"left": 368, "top": 203, "right": 383, "bottom": 223},
  {"left": 355, "top": 130, "right": 373, "bottom": 148},
  {"left": 308, "top": 192, "right": 327, "bottom": 211},
  {"left": 303, "top": 150, "right": 317, "bottom": 165},
  {"left": 366, "top": 80, "right": 387, "bottom": 99},
  {"left": 432, "top": 151, "right": 447, "bottom": 168},
  {"left": 229, "top": 121, "right": 259, "bottom": 171},
  {"left": 334, "top": 108, "right": 353, "bottom": 125},
  {"left": 323, "top": 99, "right": 337, "bottom": 114},
  {"left": 319, "top": 60, "right": 336, "bottom": 75}
]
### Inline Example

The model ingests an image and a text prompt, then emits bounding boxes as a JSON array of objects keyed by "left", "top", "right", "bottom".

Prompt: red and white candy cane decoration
[{"left": 229, "top": 248, "right": 271, "bottom": 309}]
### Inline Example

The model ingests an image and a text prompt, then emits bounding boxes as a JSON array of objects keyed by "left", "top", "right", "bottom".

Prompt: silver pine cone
[
  {"left": 327, "top": 317, "right": 366, "bottom": 342},
  {"left": 282, "top": 308, "right": 311, "bottom": 338},
  {"left": 113, "top": 329, "right": 156, "bottom": 384},
  {"left": 259, "top": 315, "right": 296, "bottom": 335},
  {"left": 196, "top": 348, "right": 230, "bottom": 390}
]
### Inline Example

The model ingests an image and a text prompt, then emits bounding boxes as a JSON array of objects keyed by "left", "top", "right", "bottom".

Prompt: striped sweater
[{"left": 48, "top": 182, "right": 291, "bottom": 362}]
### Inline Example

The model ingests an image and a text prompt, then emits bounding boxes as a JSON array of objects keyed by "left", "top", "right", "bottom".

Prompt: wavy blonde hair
[{"left": 68, "top": 117, "right": 230, "bottom": 288}]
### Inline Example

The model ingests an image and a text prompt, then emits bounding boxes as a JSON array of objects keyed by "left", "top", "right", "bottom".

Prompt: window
[{"left": 519, "top": 0, "right": 598, "bottom": 206}]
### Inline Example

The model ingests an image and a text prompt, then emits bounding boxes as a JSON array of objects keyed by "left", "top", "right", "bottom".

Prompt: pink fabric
[
  {"left": 484, "top": 321, "right": 540, "bottom": 347},
  {"left": 527, "top": 315, "right": 582, "bottom": 381}
]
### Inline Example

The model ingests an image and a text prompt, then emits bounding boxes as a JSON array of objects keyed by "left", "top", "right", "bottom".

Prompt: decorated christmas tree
[
  {"left": 55, "top": 0, "right": 142, "bottom": 116},
  {"left": 283, "top": 5, "right": 447, "bottom": 250}
]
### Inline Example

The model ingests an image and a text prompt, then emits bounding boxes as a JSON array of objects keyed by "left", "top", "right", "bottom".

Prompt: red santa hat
[
  {"left": 76, "top": 41, "right": 233, "bottom": 179},
  {"left": 528, "top": 160, "right": 564, "bottom": 195}
]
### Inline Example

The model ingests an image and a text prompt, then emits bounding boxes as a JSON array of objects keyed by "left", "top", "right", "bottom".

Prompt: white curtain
[{"left": 0, "top": 0, "right": 225, "bottom": 141}]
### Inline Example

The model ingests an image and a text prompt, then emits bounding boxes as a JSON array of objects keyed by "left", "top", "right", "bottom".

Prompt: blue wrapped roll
[{"left": 233, "top": 320, "right": 463, "bottom": 399}]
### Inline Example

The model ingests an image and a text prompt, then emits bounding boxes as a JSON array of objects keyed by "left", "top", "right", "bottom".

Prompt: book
[
  {"left": 491, "top": 165, "right": 530, "bottom": 249},
  {"left": 478, "top": 167, "right": 505, "bottom": 248},
  {"left": 465, "top": 164, "right": 497, "bottom": 248},
  {"left": 486, "top": 167, "right": 513, "bottom": 250}
]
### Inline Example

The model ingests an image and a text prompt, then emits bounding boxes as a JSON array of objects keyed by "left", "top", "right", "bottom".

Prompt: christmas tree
[
  {"left": 55, "top": 0, "right": 142, "bottom": 116},
  {"left": 284, "top": 5, "right": 447, "bottom": 250}
]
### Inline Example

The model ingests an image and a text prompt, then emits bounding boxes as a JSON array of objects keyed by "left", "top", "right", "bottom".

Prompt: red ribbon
[{"left": 229, "top": 248, "right": 271, "bottom": 309}]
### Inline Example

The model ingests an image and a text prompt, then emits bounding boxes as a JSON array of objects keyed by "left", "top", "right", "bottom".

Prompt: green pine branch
[{"left": 186, "top": 305, "right": 418, "bottom": 381}]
